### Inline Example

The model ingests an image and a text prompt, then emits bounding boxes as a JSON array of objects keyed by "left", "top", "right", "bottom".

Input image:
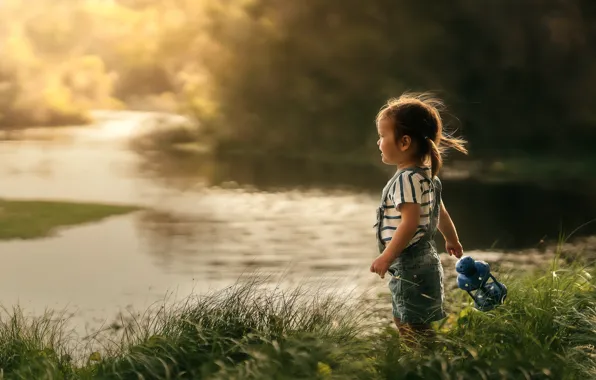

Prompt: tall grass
[
  {"left": 375, "top": 265, "right": 596, "bottom": 380},
  {"left": 0, "top": 307, "right": 79, "bottom": 379},
  {"left": 89, "top": 279, "right": 371, "bottom": 380},
  {"left": 0, "top": 260, "right": 594, "bottom": 379}
]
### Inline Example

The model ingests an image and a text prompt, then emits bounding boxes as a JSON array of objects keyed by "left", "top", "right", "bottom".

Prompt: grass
[
  {"left": 0, "top": 257, "right": 593, "bottom": 379},
  {"left": 0, "top": 199, "right": 140, "bottom": 240}
]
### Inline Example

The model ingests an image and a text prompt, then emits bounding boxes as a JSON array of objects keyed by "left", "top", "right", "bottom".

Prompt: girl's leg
[{"left": 394, "top": 317, "right": 435, "bottom": 346}]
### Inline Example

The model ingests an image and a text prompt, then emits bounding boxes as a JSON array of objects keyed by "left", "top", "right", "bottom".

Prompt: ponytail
[
  {"left": 428, "top": 138, "right": 442, "bottom": 177},
  {"left": 427, "top": 134, "right": 467, "bottom": 177},
  {"left": 440, "top": 134, "right": 468, "bottom": 155}
]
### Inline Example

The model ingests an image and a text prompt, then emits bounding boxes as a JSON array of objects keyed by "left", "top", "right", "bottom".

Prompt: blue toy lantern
[{"left": 455, "top": 256, "right": 507, "bottom": 312}]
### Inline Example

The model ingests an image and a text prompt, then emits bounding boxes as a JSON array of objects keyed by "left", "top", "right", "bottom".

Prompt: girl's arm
[
  {"left": 438, "top": 200, "right": 463, "bottom": 257},
  {"left": 370, "top": 204, "right": 420, "bottom": 278},
  {"left": 381, "top": 203, "right": 420, "bottom": 261}
]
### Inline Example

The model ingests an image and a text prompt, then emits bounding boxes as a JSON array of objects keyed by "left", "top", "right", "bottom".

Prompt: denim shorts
[{"left": 388, "top": 247, "right": 446, "bottom": 324}]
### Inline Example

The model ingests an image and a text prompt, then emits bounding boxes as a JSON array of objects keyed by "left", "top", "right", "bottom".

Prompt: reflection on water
[
  {"left": 440, "top": 179, "right": 596, "bottom": 249},
  {"left": 135, "top": 150, "right": 596, "bottom": 251},
  {"left": 0, "top": 111, "right": 594, "bottom": 332},
  {"left": 134, "top": 190, "right": 377, "bottom": 279},
  {"left": 134, "top": 151, "right": 391, "bottom": 193},
  {"left": 136, "top": 210, "right": 208, "bottom": 269}
]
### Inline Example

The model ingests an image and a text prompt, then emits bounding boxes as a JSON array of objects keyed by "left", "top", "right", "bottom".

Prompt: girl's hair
[{"left": 376, "top": 92, "right": 468, "bottom": 176}]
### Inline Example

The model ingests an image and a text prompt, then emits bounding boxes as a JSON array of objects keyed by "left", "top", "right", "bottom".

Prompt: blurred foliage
[{"left": 1, "top": 0, "right": 595, "bottom": 157}]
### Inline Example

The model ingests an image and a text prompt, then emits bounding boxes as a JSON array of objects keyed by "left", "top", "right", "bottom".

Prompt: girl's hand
[
  {"left": 446, "top": 240, "right": 463, "bottom": 258},
  {"left": 370, "top": 253, "right": 393, "bottom": 279}
]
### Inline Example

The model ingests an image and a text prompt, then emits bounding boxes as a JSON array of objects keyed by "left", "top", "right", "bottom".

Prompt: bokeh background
[{"left": 1, "top": 0, "right": 595, "bottom": 332}]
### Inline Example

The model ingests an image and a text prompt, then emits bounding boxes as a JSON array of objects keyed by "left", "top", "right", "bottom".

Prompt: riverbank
[
  {"left": 8, "top": 111, "right": 596, "bottom": 186},
  {"left": 0, "top": 257, "right": 593, "bottom": 379},
  {"left": 129, "top": 119, "right": 596, "bottom": 187},
  {"left": 0, "top": 199, "right": 140, "bottom": 240}
]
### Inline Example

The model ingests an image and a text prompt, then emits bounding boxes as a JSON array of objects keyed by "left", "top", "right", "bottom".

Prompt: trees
[
  {"left": 2, "top": 0, "right": 594, "bottom": 158},
  {"left": 176, "top": 0, "right": 596, "bottom": 157}
]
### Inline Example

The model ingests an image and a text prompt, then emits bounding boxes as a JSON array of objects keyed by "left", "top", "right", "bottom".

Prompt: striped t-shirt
[{"left": 379, "top": 167, "right": 435, "bottom": 248}]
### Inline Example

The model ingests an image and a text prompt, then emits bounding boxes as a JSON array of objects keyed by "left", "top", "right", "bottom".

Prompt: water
[{"left": 0, "top": 110, "right": 594, "bottom": 333}]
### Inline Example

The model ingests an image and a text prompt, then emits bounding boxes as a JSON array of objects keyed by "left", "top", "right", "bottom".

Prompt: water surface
[{"left": 0, "top": 111, "right": 593, "bottom": 332}]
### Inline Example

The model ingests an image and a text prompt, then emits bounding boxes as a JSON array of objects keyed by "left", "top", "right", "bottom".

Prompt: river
[{"left": 0, "top": 110, "right": 594, "bottom": 336}]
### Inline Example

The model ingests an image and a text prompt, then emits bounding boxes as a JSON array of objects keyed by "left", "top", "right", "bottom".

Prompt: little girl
[{"left": 370, "top": 93, "right": 467, "bottom": 342}]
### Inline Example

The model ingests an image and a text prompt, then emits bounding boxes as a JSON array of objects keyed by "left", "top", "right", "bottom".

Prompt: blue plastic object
[{"left": 455, "top": 256, "right": 507, "bottom": 311}]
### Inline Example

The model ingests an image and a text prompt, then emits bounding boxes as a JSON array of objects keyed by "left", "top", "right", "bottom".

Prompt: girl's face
[{"left": 377, "top": 118, "right": 411, "bottom": 165}]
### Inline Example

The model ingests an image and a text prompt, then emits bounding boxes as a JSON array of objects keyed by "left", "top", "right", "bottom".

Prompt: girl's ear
[{"left": 400, "top": 135, "right": 412, "bottom": 151}]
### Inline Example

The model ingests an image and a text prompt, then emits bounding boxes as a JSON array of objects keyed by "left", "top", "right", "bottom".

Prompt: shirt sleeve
[{"left": 392, "top": 171, "right": 424, "bottom": 207}]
